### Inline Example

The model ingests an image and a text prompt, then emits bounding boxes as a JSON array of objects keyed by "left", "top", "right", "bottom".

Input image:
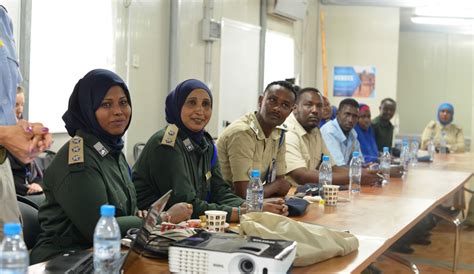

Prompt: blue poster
[{"left": 333, "top": 66, "right": 376, "bottom": 98}]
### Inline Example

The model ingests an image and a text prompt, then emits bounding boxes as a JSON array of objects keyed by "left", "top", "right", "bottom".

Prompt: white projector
[{"left": 169, "top": 231, "right": 297, "bottom": 273}]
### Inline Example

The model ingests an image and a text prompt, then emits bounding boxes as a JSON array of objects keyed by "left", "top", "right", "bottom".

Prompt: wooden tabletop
[{"left": 29, "top": 153, "right": 474, "bottom": 274}]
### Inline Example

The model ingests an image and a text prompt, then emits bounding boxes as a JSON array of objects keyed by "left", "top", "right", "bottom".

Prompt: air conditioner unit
[{"left": 268, "top": 0, "right": 309, "bottom": 21}]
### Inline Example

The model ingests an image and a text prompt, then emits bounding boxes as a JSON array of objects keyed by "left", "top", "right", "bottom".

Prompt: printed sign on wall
[{"left": 333, "top": 66, "right": 376, "bottom": 98}]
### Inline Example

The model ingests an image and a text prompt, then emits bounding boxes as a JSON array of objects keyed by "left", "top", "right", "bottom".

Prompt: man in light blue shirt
[{"left": 321, "top": 98, "right": 361, "bottom": 166}]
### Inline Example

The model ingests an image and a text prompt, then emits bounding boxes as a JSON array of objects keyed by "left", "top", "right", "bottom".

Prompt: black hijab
[
  {"left": 62, "top": 69, "right": 131, "bottom": 152},
  {"left": 165, "top": 79, "right": 212, "bottom": 144}
]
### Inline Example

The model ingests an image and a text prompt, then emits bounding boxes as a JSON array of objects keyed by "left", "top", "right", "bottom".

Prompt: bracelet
[{"left": 161, "top": 211, "right": 171, "bottom": 223}]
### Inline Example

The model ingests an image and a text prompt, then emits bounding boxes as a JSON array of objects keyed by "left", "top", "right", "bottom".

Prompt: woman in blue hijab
[
  {"left": 355, "top": 104, "right": 379, "bottom": 163},
  {"left": 31, "top": 69, "right": 191, "bottom": 264},
  {"left": 420, "top": 102, "right": 465, "bottom": 153},
  {"left": 133, "top": 79, "right": 288, "bottom": 223}
]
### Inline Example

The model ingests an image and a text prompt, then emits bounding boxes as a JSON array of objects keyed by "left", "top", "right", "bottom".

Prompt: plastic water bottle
[
  {"left": 380, "top": 147, "right": 391, "bottom": 185},
  {"left": 246, "top": 169, "right": 264, "bottom": 212},
  {"left": 400, "top": 139, "right": 410, "bottom": 175},
  {"left": 0, "top": 223, "right": 29, "bottom": 274},
  {"left": 318, "top": 155, "right": 332, "bottom": 198},
  {"left": 349, "top": 151, "right": 362, "bottom": 195},
  {"left": 439, "top": 130, "right": 448, "bottom": 154},
  {"left": 410, "top": 139, "right": 419, "bottom": 167},
  {"left": 94, "top": 205, "right": 121, "bottom": 274},
  {"left": 427, "top": 137, "right": 436, "bottom": 161}
]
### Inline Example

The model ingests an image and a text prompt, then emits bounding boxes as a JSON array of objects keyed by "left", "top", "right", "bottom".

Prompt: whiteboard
[{"left": 218, "top": 18, "right": 261, "bottom": 135}]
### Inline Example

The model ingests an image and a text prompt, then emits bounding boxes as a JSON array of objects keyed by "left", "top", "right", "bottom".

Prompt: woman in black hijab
[
  {"left": 30, "top": 69, "right": 192, "bottom": 264},
  {"left": 133, "top": 79, "right": 288, "bottom": 223}
]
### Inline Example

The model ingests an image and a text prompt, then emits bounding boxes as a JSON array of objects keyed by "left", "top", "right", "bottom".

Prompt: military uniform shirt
[
  {"left": 133, "top": 125, "right": 244, "bottom": 221},
  {"left": 216, "top": 112, "right": 287, "bottom": 185},
  {"left": 30, "top": 130, "right": 142, "bottom": 264},
  {"left": 421, "top": 121, "right": 465, "bottom": 153},
  {"left": 284, "top": 113, "right": 334, "bottom": 185}
]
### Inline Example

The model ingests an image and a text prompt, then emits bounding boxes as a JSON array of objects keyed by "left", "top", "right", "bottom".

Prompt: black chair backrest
[{"left": 17, "top": 199, "right": 41, "bottom": 249}]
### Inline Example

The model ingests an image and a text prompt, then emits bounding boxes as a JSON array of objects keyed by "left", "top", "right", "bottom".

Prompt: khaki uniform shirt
[
  {"left": 284, "top": 114, "right": 334, "bottom": 185},
  {"left": 216, "top": 112, "right": 286, "bottom": 185},
  {"left": 421, "top": 121, "right": 465, "bottom": 153}
]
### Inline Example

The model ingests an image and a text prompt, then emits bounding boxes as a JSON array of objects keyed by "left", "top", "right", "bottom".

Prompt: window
[{"left": 29, "top": 0, "right": 115, "bottom": 132}]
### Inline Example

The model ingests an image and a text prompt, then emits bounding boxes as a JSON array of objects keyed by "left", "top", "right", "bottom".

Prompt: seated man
[
  {"left": 217, "top": 81, "right": 295, "bottom": 198},
  {"left": 319, "top": 96, "right": 336, "bottom": 128},
  {"left": 286, "top": 89, "right": 378, "bottom": 186},
  {"left": 371, "top": 98, "right": 399, "bottom": 156},
  {"left": 321, "top": 98, "right": 361, "bottom": 166}
]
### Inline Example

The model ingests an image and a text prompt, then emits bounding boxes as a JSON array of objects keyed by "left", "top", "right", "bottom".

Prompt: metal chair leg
[
  {"left": 382, "top": 251, "right": 419, "bottom": 273},
  {"left": 432, "top": 207, "right": 462, "bottom": 272}
]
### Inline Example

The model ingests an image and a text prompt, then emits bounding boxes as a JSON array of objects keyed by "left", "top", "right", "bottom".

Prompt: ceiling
[{"left": 320, "top": 0, "right": 474, "bottom": 35}]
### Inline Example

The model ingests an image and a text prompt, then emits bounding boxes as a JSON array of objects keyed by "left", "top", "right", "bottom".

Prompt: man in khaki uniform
[
  {"left": 217, "top": 81, "right": 296, "bottom": 199},
  {"left": 285, "top": 87, "right": 354, "bottom": 185}
]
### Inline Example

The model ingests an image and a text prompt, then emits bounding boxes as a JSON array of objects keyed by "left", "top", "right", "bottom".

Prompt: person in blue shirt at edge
[
  {"left": 0, "top": 5, "right": 52, "bottom": 240},
  {"left": 132, "top": 79, "right": 288, "bottom": 224},
  {"left": 318, "top": 95, "right": 337, "bottom": 128},
  {"left": 354, "top": 103, "right": 379, "bottom": 163},
  {"left": 30, "top": 69, "right": 192, "bottom": 264}
]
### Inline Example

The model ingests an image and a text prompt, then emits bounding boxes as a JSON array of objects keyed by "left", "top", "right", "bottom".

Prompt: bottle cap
[
  {"left": 250, "top": 169, "right": 260, "bottom": 178},
  {"left": 322, "top": 155, "right": 330, "bottom": 162},
  {"left": 352, "top": 151, "right": 359, "bottom": 157},
  {"left": 3, "top": 223, "right": 21, "bottom": 236},
  {"left": 383, "top": 147, "right": 389, "bottom": 153},
  {"left": 100, "top": 205, "right": 116, "bottom": 217}
]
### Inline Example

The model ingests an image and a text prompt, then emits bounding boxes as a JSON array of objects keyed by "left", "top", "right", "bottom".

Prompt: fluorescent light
[
  {"left": 411, "top": 16, "right": 474, "bottom": 27},
  {"left": 415, "top": 0, "right": 474, "bottom": 18}
]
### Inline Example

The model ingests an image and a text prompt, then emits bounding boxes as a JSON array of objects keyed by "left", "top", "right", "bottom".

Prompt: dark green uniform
[
  {"left": 30, "top": 130, "right": 143, "bottom": 264},
  {"left": 133, "top": 125, "right": 244, "bottom": 221}
]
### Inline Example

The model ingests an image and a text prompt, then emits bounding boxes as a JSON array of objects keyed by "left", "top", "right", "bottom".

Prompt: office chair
[
  {"left": 133, "top": 142, "right": 146, "bottom": 162},
  {"left": 17, "top": 197, "right": 41, "bottom": 249}
]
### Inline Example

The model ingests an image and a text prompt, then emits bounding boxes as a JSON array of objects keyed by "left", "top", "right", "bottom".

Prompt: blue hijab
[
  {"left": 437, "top": 102, "right": 454, "bottom": 126},
  {"left": 165, "top": 79, "right": 213, "bottom": 144},
  {"left": 355, "top": 104, "right": 379, "bottom": 163},
  {"left": 62, "top": 69, "right": 131, "bottom": 152}
]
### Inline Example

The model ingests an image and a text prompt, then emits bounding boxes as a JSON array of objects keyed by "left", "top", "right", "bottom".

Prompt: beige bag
[{"left": 239, "top": 212, "right": 359, "bottom": 266}]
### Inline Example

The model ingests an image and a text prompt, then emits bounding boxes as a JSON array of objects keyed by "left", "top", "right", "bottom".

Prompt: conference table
[{"left": 28, "top": 153, "right": 474, "bottom": 273}]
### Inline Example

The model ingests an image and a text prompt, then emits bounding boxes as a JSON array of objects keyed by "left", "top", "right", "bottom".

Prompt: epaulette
[
  {"left": 68, "top": 136, "right": 84, "bottom": 165},
  {"left": 161, "top": 124, "right": 179, "bottom": 147},
  {"left": 249, "top": 121, "right": 259, "bottom": 135}
]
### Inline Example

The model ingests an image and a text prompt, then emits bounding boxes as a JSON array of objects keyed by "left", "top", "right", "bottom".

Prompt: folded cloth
[
  {"left": 285, "top": 198, "right": 309, "bottom": 216},
  {"left": 239, "top": 212, "right": 359, "bottom": 266}
]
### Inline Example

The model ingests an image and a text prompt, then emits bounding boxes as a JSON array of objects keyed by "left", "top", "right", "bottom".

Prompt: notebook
[{"left": 43, "top": 189, "right": 173, "bottom": 274}]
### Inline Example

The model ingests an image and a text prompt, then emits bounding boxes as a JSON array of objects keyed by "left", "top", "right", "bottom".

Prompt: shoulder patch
[
  {"left": 68, "top": 136, "right": 84, "bottom": 165},
  {"left": 161, "top": 124, "right": 179, "bottom": 147}
]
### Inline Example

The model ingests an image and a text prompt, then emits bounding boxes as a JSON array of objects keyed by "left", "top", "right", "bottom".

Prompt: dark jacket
[{"left": 30, "top": 131, "right": 142, "bottom": 264}]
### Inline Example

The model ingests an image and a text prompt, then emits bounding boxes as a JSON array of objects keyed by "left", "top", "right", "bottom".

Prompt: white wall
[
  {"left": 315, "top": 6, "right": 400, "bottom": 121},
  {"left": 397, "top": 31, "right": 473, "bottom": 137}
]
